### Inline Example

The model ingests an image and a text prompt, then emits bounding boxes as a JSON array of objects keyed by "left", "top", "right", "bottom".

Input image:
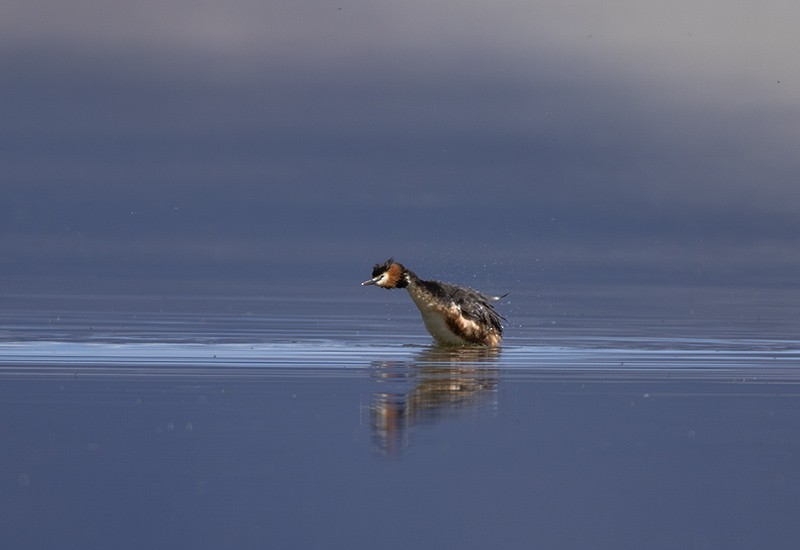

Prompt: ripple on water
[{"left": 1, "top": 335, "right": 799, "bottom": 384}]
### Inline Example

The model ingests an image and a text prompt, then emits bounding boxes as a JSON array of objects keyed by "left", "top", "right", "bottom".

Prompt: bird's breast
[{"left": 406, "top": 285, "right": 470, "bottom": 345}]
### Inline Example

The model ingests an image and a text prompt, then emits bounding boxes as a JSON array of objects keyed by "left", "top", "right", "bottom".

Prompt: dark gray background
[{"left": 3, "top": 0, "right": 798, "bottom": 293}]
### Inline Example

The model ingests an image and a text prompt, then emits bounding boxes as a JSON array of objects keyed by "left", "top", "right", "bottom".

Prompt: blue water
[{"left": 1, "top": 285, "right": 799, "bottom": 549}]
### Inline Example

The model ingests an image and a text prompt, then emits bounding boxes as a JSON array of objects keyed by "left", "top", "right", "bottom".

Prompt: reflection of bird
[
  {"left": 362, "top": 258, "right": 506, "bottom": 346},
  {"left": 370, "top": 346, "right": 500, "bottom": 456}
]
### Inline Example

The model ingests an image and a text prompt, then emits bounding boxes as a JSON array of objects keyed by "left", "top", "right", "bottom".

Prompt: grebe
[{"left": 362, "top": 258, "right": 506, "bottom": 346}]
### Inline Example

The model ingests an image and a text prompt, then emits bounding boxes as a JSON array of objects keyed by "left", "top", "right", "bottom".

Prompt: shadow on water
[{"left": 369, "top": 346, "right": 501, "bottom": 456}]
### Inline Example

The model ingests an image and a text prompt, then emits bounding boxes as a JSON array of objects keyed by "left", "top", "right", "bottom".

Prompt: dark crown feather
[{"left": 371, "top": 257, "right": 395, "bottom": 278}]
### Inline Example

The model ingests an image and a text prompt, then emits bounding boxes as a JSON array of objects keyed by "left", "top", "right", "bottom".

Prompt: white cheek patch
[{"left": 376, "top": 273, "right": 390, "bottom": 287}]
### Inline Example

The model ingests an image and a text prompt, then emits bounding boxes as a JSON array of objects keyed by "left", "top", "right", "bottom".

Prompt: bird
[{"left": 362, "top": 258, "right": 506, "bottom": 346}]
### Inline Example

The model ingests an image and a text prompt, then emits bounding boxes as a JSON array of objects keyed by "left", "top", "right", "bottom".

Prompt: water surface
[{"left": 1, "top": 286, "right": 799, "bottom": 549}]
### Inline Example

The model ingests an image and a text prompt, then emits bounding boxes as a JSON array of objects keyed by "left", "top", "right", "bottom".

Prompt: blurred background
[{"left": 2, "top": 0, "right": 799, "bottom": 295}]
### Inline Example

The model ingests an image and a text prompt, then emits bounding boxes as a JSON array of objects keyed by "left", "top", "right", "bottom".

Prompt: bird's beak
[{"left": 362, "top": 277, "right": 378, "bottom": 286}]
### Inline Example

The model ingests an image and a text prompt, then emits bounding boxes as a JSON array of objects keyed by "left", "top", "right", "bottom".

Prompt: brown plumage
[{"left": 362, "top": 258, "right": 506, "bottom": 347}]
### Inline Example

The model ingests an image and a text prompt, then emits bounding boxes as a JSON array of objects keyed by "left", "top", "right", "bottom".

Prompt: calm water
[{"left": 1, "top": 285, "right": 799, "bottom": 549}]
